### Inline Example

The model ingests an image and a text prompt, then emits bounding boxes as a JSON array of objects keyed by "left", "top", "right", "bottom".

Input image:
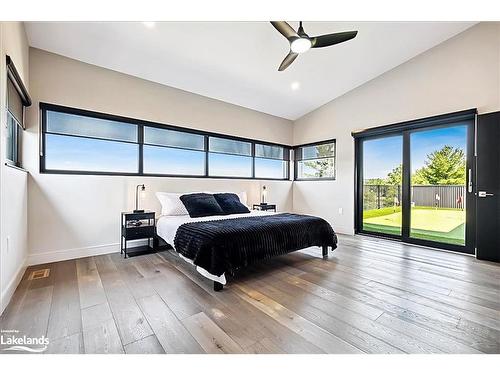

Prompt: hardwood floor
[{"left": 1, "top": 234, "right": 499, "bottom": 354}]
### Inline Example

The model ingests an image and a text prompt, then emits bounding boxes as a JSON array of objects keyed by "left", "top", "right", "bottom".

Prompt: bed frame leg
[
  {"left": 322, "top": 246, "right": 328, "bottom": 258},
  {"left": 214, "top": 281, "right": 223, "bottom": 292}
]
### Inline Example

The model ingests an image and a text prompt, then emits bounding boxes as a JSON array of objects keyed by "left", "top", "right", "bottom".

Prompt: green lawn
[{"left": 362, "top": 206, "right": 465, "bottom": 245}]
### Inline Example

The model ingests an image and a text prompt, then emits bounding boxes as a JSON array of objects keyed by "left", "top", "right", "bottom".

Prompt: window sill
[{"left": 4, "top": 162, "right": 28, "bottom": 173}]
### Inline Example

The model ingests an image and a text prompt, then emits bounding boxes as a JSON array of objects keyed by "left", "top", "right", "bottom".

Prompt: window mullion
[{"left": 138, "top": 124, "right": 144, "bottom": 175}]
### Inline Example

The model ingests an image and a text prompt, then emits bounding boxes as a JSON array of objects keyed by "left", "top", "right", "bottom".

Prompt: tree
[
  {"left": 303, "top": 143, "right": 334, "bottom": 178},
  {"left": 419, "top": 145, "right": 466, "bottom": 185},
  {"left": 412, "top": 167, "right": 428, "bottom": 185},
  {"left": 386, "top": 164, "right": 402, "bottom": 185}
]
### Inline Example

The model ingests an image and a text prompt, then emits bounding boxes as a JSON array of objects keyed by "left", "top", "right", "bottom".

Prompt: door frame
[{"left": 354, "top": 109, "right": 477, "bottom": 254}]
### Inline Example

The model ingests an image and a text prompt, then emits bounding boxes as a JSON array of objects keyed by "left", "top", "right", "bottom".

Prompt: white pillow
[
  {"left": 156, "top": 192, "right": 189, "bottom": 216},
  {"left": 237, "top": 191, "right": 248, "bottom": 207}
]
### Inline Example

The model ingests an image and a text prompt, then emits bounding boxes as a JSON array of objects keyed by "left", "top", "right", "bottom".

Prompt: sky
[
  {"left": 45, "top": 134, "right": 286, "bottom": 177},
  {"left": 363, "top": 125, "right": 467, "bottom": 180}
]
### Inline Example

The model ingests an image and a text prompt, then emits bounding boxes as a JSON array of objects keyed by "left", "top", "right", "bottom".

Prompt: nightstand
[
  {"left": 121, "top": 211, "right": 156, "bottom": 258},
  {"left": 252, "top": 203, "right": 277, "bottom": 212}
]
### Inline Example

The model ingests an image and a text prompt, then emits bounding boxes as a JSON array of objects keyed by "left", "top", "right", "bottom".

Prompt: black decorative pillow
[
  {"left": 180, "top": 193, "right": 225, "bottom": 218},
  {"left": 214, "top": 193, "right": 250, "bottom": 215}
]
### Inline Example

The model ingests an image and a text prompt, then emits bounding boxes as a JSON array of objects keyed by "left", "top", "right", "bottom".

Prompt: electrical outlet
[{"left": 338, "top": 207, "right": 343, "bottom": 215}]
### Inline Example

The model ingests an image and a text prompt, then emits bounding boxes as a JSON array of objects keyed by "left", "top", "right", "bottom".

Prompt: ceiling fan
[{"left": 270, "top": 21, "right": 358, "bottom": 71}]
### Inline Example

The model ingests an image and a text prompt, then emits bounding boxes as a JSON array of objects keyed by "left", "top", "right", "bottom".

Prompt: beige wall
[
  {"left": 0, "top": 22, "right": 29, "bottom": 314},
  {"left": 25, "top": 48, "right": 294, "bottom": 265},
  {"left": 293, "top": 22, "right": 500, "bottom": 235}
]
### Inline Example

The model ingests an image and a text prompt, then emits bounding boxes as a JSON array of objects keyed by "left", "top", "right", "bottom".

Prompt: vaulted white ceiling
[{"left": 25, "top": 21, "right": 475, "bottom": 120}]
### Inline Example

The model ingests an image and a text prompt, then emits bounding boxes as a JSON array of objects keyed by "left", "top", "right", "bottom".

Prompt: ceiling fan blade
[
  {"left": 278, "top": 51, "right": 298, "bottom": 71},
  {"left": 311, "top": 31, "right": 358, "bottom": 48},
  {"left": 271, "top": 21, "right": 298, "bottom": 40}
]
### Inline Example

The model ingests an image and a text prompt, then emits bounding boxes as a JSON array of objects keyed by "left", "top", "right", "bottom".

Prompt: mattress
[{"left": 156, "top": 210, "right": 276, "bottom": 284}]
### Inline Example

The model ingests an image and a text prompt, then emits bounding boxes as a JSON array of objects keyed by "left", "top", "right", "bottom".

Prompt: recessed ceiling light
[
  {"left": 143, "top": 22, "right": 156, "bottom": 28},
  {"left": 291, "top": 82, "right": 300, "bottom": 91}
]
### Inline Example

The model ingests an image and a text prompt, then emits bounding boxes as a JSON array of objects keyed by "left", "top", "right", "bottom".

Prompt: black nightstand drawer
[
  {"left": 123, "top": 225, "right": 155, "bottom": 240},
  {"left": 124, "top": 212, "right": 154, "bottom": 221},
  {"left": 252, "top": 204, "right": 277, "bottom": 212}
]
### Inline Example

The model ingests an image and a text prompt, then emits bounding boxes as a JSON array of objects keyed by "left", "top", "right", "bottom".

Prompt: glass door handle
[
  {"left": 478, "top": 191, "right": 494, "bottom": 198},
  {"left": 468, "top": 169, "right": 473, "bottom": 193}
]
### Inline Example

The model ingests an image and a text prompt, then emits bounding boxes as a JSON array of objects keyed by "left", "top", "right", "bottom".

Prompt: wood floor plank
[
  {"left": 234, "top": 283, "right": 363, "bottom": 354},
  {"left": 111, "top": 259, "right": 157, "bottom": 300},
  {"left": 47, "top": 260, "right": 82, "bottom": 340},
  {"left": 245, "top": 337, "right": 285, "bottom": 354},
  {"left": 366, "top": 280, "right": 500, "bottom": 322},
  {"left": 76, "top": 257, "right": 107, "bottom": 309},
  {"left": 2, "top": 234, "right": 498, "bottom": 355},
  {"left": 11, "top": 286, "right": 53, "bottom": 339},
  {"left": 45, "top": 332, "right": 84, "bottom": 354},
  {"left": 376, "top": 313, "right": 483, "bottom": 354},
  {"left": 147, "top": 273, "right": 203, "bottom": 320},
  {"left": 278, "top": 272, "right": 384, "bottom": 320},
  {"left": 124, "top": 335, "right": 165, "bottom": 354},
  {"left": 366, "top": 281, "right": 500, "bottom": 331},
  {"left": 153, "top": 255, "right": 265, "bottom": 349},
  {"left": 182, "top": 312, "right": 244, "bottom": 354},
  {"left": 94, "top": 255, "right": 153, "bottom": 345},
  {"left": 81, "top": 302, "right": 114, "bottom": 331},
  {"left": 137, "top": 294, "right": 204, "bottom": 353},
  {"left": 0, "top": 271, "right": 32, "bottom": 329},
  {"left": 154, "top": 252, "right": 325, "bottom": 353},
  {"left": 83, "top": 319, "right": 124, "bottom": 354},
  {"left": 297, "top": 267, "right": 499, "bottom": 353},
  {"left": 250, "top": 277, "right": 434, "bottom": 354}
]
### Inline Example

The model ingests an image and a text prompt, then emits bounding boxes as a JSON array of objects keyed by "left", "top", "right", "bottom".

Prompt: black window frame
[
  {"left": 5, "top": 56, "right": 31, "bottom": 168},
  {"left": 293, "top": 139, "right": 336, "bottom": 181},
  {"left": 40, "top": 102, "right": 291, "bottom": 181}
]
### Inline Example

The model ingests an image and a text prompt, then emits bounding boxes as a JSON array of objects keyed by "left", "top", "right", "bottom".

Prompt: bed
[{"left": 156, "top": 208, "right": 338, "bottom": 291}]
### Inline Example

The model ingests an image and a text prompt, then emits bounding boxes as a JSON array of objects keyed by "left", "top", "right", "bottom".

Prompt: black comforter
[{"left": 173, "top": 213, "right": 337, "bottom": 277}]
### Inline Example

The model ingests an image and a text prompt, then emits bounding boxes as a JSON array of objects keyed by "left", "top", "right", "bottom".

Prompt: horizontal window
[
  {"left": 45, "top": 134, "right": 138, "bottom": 173},
  {"left": 46, "top": 111, "right": 138, "bottom": 142},
  {"left": 297, "top": 158, "right": 335, "bottom": 179},
  {"left": 144, "top": 127, "right": 205, "bottom": 151},
  {"left": 294, "top": 140, "right": 336, "bottom": 180},
  {"left": 255, "top": 144, "right": 284, "bottom": 160},
  {"left": 143, "top": 145, "right": 205, "bottom": 175},
  {"left": 299, "top": 143, "right": 335, "bottom": 160},
  {"left": 41, "top": 104, "right": 291, "bottom": 180},
  {"left": 208, "top": 153, "right": 252, "bottom": 178},
  {"left": 209, "top": 137, "right": 251, "bottom": 156},
  {"left": 255, "top": 158, "right": 287, "bottom": 179}
]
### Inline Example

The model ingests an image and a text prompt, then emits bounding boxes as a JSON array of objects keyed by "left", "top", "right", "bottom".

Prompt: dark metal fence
[{"left": 363, "top": 185, "right": 465, "bottom": 210}]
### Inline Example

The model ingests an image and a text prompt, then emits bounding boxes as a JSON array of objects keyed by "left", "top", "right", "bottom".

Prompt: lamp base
[{"left": 133, "top": 209, "right": 145, "bottom": 213}]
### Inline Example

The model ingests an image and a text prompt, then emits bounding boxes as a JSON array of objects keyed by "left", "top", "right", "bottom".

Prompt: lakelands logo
[{"left": 1, "top": 330, "right": 49, "bottom": 353}]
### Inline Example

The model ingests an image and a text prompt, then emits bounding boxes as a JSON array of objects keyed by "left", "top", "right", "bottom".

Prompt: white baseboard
[
  {"left": 1, "top": 259, "right": 27, "bottom": 315},
  {"left": 332, "top": 225, "right": 355, "bottom": 236},
  {"left": 26, "top": 243, "right": 120, "bottom": 266},
  {"left": 26, "top": 239, "right": 150, "bottom": 266}
]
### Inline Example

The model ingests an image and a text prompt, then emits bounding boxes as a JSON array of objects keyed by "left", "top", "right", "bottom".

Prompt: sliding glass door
[
  {"left": 409, "top": 125, "right": 468, "bottom": 246},
  {"left": 361, "top": 135, "right": 403, "bottom": 237},
  {"left": 355, "top": 111, "right": 475, "bottom": 254}
]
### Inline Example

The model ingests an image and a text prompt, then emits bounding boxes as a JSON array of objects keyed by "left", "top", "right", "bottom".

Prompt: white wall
[
  {"left": 0, "top": 22, "right": 29, "bottom": 314},
  {"left": 293, "top": 22, "right": 500, "bottom": 235},
  {"left": 25, "top": 48, "right": 293, "bottom": 265}
]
